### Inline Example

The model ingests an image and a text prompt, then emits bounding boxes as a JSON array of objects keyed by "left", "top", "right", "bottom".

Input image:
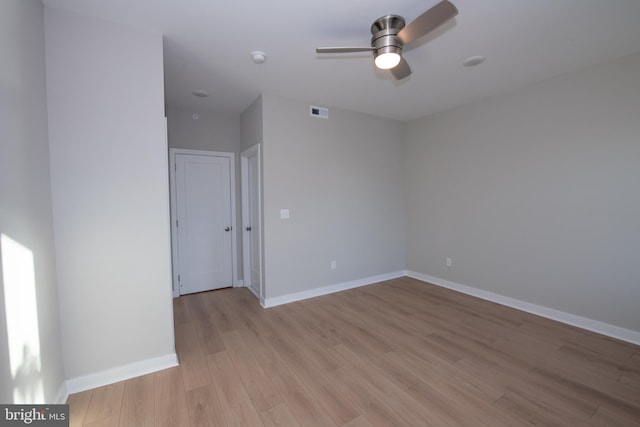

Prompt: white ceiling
[{"left": 43, "top": 0, "right": 640, "bottom": 121}]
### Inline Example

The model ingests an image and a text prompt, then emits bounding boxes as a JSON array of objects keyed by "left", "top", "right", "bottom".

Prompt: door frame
[
  {"left": 169, "top": 148, "right": 238, "bottom": 297},
  {"left": 241, "top": 144, "right": 264, "bottom": 303}
]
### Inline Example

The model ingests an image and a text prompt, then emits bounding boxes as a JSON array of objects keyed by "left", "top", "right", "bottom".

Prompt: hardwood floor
[{"left": 67, "top": 277, "right": 640, "bottom": 426}]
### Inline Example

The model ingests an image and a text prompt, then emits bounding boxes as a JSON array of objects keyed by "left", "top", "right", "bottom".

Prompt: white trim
[
  {"left": 54, "top": 381, "right": 69, "bottom": 404},
  {"left": 163, "top": 118, "right": 174, "bottom": 298},
  {"left": 262, "top": 270, "right": 406, "bottom": 308},
  {"left": 247, "top": 284, "right": 260, "bottom": 299},
  {"left": 241, "top": 144, "right": 263, "bottom": 300},
  {"left": 407, "top": 271, "right": 640, "bottom": 345},
  {"left": 169, "top": 148, "right": 238, "bottom": 296},
  {"left": 65, "top": 353, "right": 178, "bottom": 395},
  {"left": 169, "top": 150, "right": 180, "bottom": 298}
]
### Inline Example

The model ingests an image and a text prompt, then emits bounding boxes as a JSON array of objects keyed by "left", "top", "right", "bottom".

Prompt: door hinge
[
  {"left": 178, "top": 275, "right": 180, "bottom": 282},
  {"left": 176, "top": 219, "right": 178, "bottom": 227}
]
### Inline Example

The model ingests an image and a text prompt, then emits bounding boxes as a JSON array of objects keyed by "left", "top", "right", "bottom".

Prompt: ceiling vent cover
[{"left": 310, "top": 105, "right": 329, "bottom": 119}]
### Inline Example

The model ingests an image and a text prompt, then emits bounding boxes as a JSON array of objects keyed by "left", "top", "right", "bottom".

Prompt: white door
[
  {"left": 242, "top": 145, "right": 262, "bottom": 298},
  {"left": 175, "top": 153, "right": 233, "bottom": 294}
]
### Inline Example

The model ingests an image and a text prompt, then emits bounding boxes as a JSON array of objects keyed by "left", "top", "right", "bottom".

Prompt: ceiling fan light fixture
[
  {"left": 316, "top": 1, "right": 459, "bottom": 80},
  {"left": 375, "top": 52, "right": 401, "bottom": 69},
  {"left": 374, "top": 46, "right": 402, "bottom": 69}
]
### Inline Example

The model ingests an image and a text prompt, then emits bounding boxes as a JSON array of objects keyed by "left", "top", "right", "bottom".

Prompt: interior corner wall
[
  {"left": 261, "top": 94, "right": 406, "bottom": 299},
  {"left": 240, "top": 95, "right": 263, "bottom": 151},
  {"left": 0, "top": 0, "right": 65, "bottom": 403},
  {"left": 406, "top": 52, "right": 640, "bottom": 333},
  {"left": 44, "top": 7, "right": 175, "bottom": 380}
]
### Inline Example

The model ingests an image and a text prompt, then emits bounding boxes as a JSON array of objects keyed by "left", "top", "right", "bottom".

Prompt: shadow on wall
[{"left": 0, "top": 234, "right": 44, "bottom": 403}]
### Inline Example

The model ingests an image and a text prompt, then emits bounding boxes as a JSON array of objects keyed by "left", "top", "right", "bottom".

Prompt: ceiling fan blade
[
  {"left": 316, "top": 47, "right": 374, "bottom": 54},
  {"left": 390, "top": 57, "right": 411, "bottom": 80},
  {"left": 397, "top": 0, "right": 458, "bottom": 44}
]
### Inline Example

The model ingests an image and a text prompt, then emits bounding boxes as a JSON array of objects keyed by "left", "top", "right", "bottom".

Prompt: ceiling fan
[{"left": 316, "top": 0, "right": 458, "bottom": 80}]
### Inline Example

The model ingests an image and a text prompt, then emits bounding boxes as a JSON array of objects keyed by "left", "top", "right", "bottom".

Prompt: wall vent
[{"left": 310, "top": 105, "right": 329, "bottom": 119}]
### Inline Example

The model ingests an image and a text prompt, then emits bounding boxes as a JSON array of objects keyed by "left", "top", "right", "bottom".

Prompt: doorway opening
[
  {"left": 241, "top": 144, "right": 263, "bottom": 303},
  {"left": 169, "top": 149, "right": 238, "bottom": 297}
]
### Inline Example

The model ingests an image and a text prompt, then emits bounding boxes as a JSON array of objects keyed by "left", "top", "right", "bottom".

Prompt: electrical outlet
[
  {"left": 446, "top": 257, "right": 453, "bottom": 267},
  {"left": 330, "top": 261, "right": 337, "bottom": 270}
]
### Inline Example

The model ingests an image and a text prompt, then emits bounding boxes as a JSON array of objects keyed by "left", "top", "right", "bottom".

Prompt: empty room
[{"left": 1, "top": 0, "right": 639, "bottom": 426}]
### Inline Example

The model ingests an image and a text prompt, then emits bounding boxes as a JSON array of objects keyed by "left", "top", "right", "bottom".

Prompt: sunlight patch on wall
[{"left": 1, "top": 233, "right": 43, "bottom": 403}]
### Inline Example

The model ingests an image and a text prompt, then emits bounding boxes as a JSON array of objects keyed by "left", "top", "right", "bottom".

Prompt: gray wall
[
  {"left": 406, "top": 52, "right": 640, "bottom": 332},
  {"left": 166, "top": 107, "right": 244, "bottom": 281},
  {"left": 262, "top": 94, "right": 406, "bottom": 298},
  {"left": 167, "top": 107, "right": 240, "bottom": 152},
  {"left": 0, "top": 0, "right": 65, "bottom": 403},
  {"left": 45, "top": 6, "right": 175, "bottom": 380},
  {"left": 240, "top": 95, "right": 263, "bottom": 151}
]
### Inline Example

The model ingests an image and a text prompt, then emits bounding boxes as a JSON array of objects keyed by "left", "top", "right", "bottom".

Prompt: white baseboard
[
  {"left": 246, "top": 284, "right": 260, "bottom": 299},
  {"left": 262, "top": 270, "right": 406, "bottom": 308},
  {"left": 65, "top": 352, "right": 179, "bottom": 395},
  {"left": 407, "top": 271, "right": 640, "bottom": 345},
  {"left": 54, "top": 381, "right": 69, "bottom": 404}
]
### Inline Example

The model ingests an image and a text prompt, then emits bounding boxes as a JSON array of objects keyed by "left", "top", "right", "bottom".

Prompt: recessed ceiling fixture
[
  {"left": 463, "top": 55, "right": 485, "bottom": 67},
  {"left": 252, "top": 51, "right": 266, "bottom": 64},
  {"left": 192, "top": 90, "right": 209, "bottom": 98}
]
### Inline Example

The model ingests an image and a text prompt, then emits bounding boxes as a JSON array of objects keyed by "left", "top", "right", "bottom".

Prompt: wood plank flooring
[{"left": 67, "top": 277, "right": 640, "bottom": 426}]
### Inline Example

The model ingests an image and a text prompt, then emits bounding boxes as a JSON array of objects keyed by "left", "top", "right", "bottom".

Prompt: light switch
[{"left": 280, "top": 209, "right": 290, "bottom": 219}]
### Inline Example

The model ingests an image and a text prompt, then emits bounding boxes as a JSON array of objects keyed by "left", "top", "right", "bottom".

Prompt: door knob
[
  {"left": 224, "top": 226, "right": 231, "bottom": 232},
  {"left": 246, "top": 226, "right": 252, "bottom": 231}
]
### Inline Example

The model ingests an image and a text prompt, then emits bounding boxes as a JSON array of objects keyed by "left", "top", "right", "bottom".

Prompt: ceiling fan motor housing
[{"left": 371, "top": 15, "right": 405, "bottom": 58}]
